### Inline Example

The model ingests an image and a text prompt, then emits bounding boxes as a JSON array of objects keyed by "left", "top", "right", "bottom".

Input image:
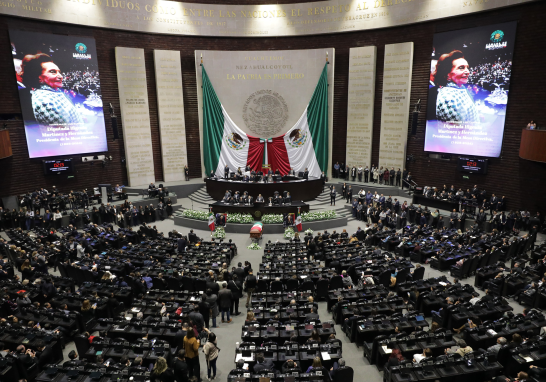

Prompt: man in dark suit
[
  {"left": 389, "top": 167, "right": 395, "bottom": 185},
  {"left": 174, "top": 324, "right": 188, "bottom": 351},
  {"left": 187, "top": 230, "right": 197, "bottom": 244},
  {"left": 218, "top": 283, "right": 233, "bottom": 323},
  {"left": 228, "top": 274, "right": 242, "bottom": 316},
  {"left": 36, "top": 340, "right": 53, "bottom": 370},
  {"left": 63, "top": 350, "right": 84, "bottom": 367},
  {"left": 305, "top": 308, "right": 320, "bottom": 321},
  {"left": 346, "top": 186, "right": 352, "bottom": 203},
  {"left": 303, "top": 168, "right": 309, "bottom": 180},
  {"left": 330, "top": 186, "right": 336, "bottom": 206},
  {"left": 173, "top": 349, "right": 189, "bottom": 382},
  {"left": 253, "top": 353, "right": 275, "bottom": 373},
  {"left": 224, "top": 165, "right": 230, "bottom": 178},
  {"left": 177, "top": 236, "right": 188, "bottom": 252}
]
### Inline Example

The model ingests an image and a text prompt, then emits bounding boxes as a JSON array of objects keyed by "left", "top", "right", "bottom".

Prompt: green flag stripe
[
  {"left": 307, "top": 63, "right": 329, "bottom": 173},
  {"left": 202, "top": 66, "right": 225, "bottom": 176}
]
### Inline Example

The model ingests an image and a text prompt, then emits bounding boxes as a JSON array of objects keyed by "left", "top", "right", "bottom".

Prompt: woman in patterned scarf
[
  {"left": 433, "top": 50, "right": 479, "bottom": 123},
  {"left": 21, "top": 53, "right": 83, "bottom": 126}
]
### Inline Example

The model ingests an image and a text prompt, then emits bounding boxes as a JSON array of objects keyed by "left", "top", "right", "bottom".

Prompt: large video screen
[
  {"left": 424, "top": 22, "right": 517, "bottom": 157},
  {"left": 10, "top": 30, "right": 108, "bottom": 158}
]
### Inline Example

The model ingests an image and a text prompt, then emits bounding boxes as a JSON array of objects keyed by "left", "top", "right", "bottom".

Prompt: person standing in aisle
[
  {"left": 183, "top": 329, "right": 201, "bottom": 382},
  {"left": 330, "top": 186, "right": 336, "bottom": 206},
  {"left": 203, "top": 331, "right": 219, "bottom": 381}
]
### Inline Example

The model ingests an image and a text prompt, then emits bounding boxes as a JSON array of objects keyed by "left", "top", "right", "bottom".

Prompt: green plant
[
  {"left": 284, "top": 227, "right": 295, "bottom": 239},
  {"left": 261, "top": 214, "right": 283, "bottom": 224},
  {"left": 182, "top": 209, "right": 208, "bottom": 220},
  {"left": 211, "top": 226, "right": 226, "bottom": 239},
  {"left": 247, "top": 242, "right": 262, "bottom": 250}
]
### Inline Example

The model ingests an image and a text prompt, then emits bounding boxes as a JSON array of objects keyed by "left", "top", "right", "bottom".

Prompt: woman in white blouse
[{"left": 53, "top": 209, "right": 62, "bottom": 229}]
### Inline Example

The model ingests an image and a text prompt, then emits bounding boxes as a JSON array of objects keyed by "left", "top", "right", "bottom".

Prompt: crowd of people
[
  {"left": 211, "top": 164, "right": 319, "bottom": 182},
  {"left": 467, "top": 59, "right": 512, "bottom": 91},
  {"left": 62, "top": 69, "right": 101, "bottom": 98},
  {"left": 332, "top": 163, "right": 412, "bottom": 188}
]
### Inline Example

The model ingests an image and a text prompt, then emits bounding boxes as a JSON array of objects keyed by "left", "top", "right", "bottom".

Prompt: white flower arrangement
[
  {"left": 226, "top": 213, "right": 253, "bottom": 224},
  {"left": 261, "top": 214, "right": 284, "bottom": 224},
  {"left": 301, "top": 210, "right": 337, "bottom": 222},
  {"left": 304, "top": 228, "right": 314, "bottom": 235},
  {"left": 284, "top": 227, "right": 295, "bottom": 239},
  {"left": 247, "top": 242, "right": 262, "bottom": 250},
  {"left": 211, "top": 226, "right": 226, "bottom": 239},
  {"left": 182, "top": 209, "right": 209, "bottom": 220}
]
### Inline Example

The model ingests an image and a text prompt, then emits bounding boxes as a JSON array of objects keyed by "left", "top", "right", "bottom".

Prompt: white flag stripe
[
  {"left": 214, "top": 105, "right": 250, "bottom": 177},
  {"left": 284, "top": 107, "right": 322, "bottom": 179}
]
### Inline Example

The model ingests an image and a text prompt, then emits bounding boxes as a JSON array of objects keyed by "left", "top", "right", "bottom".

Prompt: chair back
[
  {"left": 413, "top": 267, "right": 425, "bottom": 280},
  {"left": 333, "top": 367, "right": 354, "bottom": 382}
]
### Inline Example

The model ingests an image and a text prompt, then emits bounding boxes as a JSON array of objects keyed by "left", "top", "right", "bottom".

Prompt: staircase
[
  {"left": 307, "top": 186, "right": 357, "bottom": 222},
  {"left": 171, "top": 186, "right": 212, "bottom": 219}
]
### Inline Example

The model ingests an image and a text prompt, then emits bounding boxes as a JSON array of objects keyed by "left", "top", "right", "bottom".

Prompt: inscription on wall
[
  {"left": 345, "top": 46, "right": 376, "bottom": 169},
  {"left": 154, "top": 50, "right": 187, "bottom": 182},
  {"left": 0, "top": 0, "right": 534, "bottom": 38},
  {"left": 115, "top": 47, "right": 155, "bottom": 186},
  {"left": 378, "top": 42, "right": 414, "bottom": 173}
]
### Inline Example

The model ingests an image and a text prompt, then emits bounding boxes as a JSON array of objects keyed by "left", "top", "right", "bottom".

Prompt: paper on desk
[
  {"left": 382, "top": 346, "right": 392, "bottom": 354},
  {"left": 321, "top": 352, "right": 331, "bottom": 360},
  {"left": 439, "top": 282, "right": 447, "bottom": 286}
]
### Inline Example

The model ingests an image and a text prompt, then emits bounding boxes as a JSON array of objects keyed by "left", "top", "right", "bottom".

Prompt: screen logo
[
  {"left": 486, "top": 30, "right": 507, "bottom": 50},
  {"left": 73, "top": 43, "right": 91, "bottom": 59}
]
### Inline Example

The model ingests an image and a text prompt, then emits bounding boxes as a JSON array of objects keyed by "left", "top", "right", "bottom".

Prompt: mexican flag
[
  {"left": 202, "top": 66, "right": 251, "bottom": 178},
  {"left": 295, "top": 209, "right": 302, "bottom": 232},
  {"left": 273, "top": 63, "right": 329, "bottom": 179},
  {"left": 202, "top": 64, "right": 328, "bottom": 178},
  {"left": 208, "top": 211, "right": 215, "bottom": 231}
]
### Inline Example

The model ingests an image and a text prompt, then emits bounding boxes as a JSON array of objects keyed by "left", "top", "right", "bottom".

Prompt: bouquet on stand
[{"left": 284, "top": 227, "right": 295, "bottom": 240}]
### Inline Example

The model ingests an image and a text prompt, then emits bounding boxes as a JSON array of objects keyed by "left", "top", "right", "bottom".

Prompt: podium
[
  {"left": 0, "top": 130, "right": 12, "bottom": 159},
  {"left": 520, "top": 128, "right": 546, "bottom": 163}
]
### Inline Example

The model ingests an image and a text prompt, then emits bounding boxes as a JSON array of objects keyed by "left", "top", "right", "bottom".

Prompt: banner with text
[
  {"left": 154, "top": 50, "right": 187, "bottom": 182},
  {"left": 115, "top": 47, "right": 155, "bottom": 186},
  {"left": 10, "top": 30, "right": 108, "bottom": 158},
  {"left": 424, "top": 22, "right": 517, "bottom": 158},
  {"left": 0, "top": 0, "right": 534, "bottom": 38},
  {"left": 195, "top": 49, "right": 334, "bottom": 176},
  {"left": 346, "top": 46, "right": 376, "bottom": 169},
  {"left": 378, "top": 42, "right": 413, "bottom": 173}
]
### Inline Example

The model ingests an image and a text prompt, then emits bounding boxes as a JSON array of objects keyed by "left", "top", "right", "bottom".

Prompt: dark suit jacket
[
  {"left": 254, "top": 359, "right": 275, "bottom": 373},
  {"left": 218, "top": 289, "right": 232, "bottom": 309},
  {"left": 38, "top": 346, "right": 53, "bottom": 369},
  {"left": 173, "top": 358, "right": 189, "bottom": 382}
]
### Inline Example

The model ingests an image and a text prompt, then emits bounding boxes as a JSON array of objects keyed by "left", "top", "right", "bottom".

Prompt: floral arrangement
[
  {"left": 211, "top": 226, "right": 226, "bottom": 239},
  {"left": 226, "top": 213, "right": 253, "bottom": 224},
  {"left": 304, "top": 228, "right": 314, "bottom": 235},
  {"left": 284, "top": 227, "right": 295, "bottom": 239},
  {"left": 301, "top": 210, "right": 337, "bottom": 222},
  {"left": 247, "top": 242, "right": 262, "bottom": 250},
  {"left": 261, "top": 214, "right": 284, "bottom": 224},
  {"left": 182, "top": 209, "right": 209, "bottom": 220}
]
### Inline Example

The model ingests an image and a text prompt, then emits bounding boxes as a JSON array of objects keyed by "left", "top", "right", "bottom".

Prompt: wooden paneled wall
[{"left": 0, "top": 1, "right": 545, "bottom": 212}]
